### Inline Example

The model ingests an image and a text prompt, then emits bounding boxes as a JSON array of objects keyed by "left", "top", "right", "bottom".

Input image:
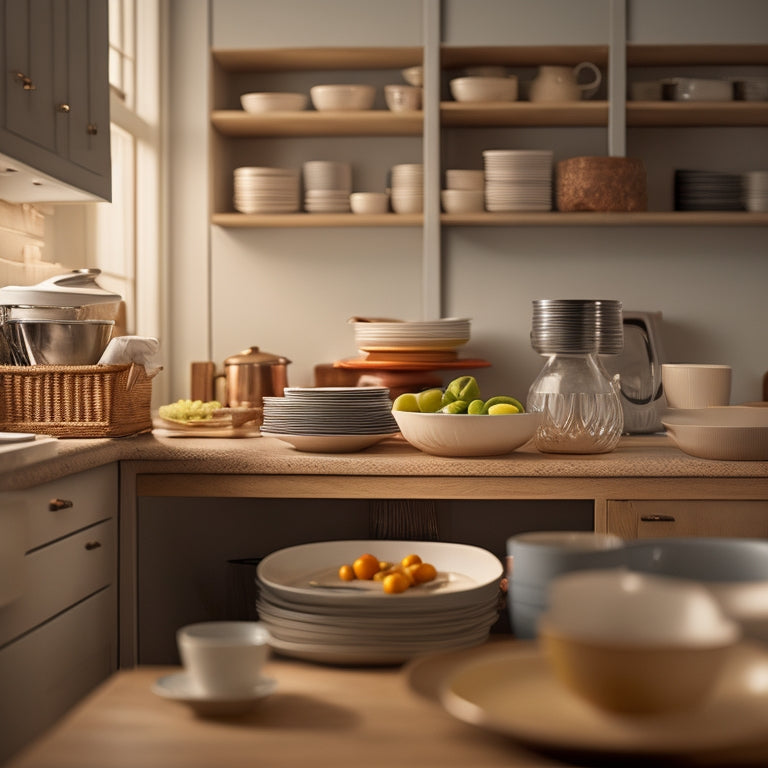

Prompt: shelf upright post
[
  {"left": 421, "top": 0, "right": 442, "bottom": 320},
  {"left": 608, "top": 0, "right": 627, "bottom": 157}
]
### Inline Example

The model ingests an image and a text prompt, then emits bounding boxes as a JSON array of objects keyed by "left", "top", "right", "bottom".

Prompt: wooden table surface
[{"left": 7, "top": 640, "right": 768, "bottom": 768}]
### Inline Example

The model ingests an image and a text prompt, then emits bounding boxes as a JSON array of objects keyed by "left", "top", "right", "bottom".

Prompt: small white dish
[
  {"left": 152, "top": 672, "right": 276, "bottom": 717},
  {"left": 0, "top": 432, "right": 36, "bottom": 443},
  {"left": 259, "top": 432, "right": 396, "bottom": 453}
]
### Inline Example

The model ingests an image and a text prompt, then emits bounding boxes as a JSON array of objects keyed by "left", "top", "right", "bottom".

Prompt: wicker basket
[{"left": 0, "top": 363, "right": 157, "bottom": 437}]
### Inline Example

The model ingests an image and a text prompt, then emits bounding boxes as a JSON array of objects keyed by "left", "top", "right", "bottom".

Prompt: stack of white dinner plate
[
  {"left": 742, "top": 171, "right": 768, "bottom": 212},
  {"left": 260, "top": 386, "right": 398, "bottom": 452},
  {"left": 483, "top": 150, "right": 553, "bottom": 212},
  {"left": 351, "top": 317, "right": 471, "bottom": 352},
  {"left": 303, "top": 161, "right": 352, "bottom": 213},
  {"left": 256, "top": 540, "right": 503, "bottom": 665},
  {"left": 390, "top": 163, "right": 423, "bottom": 213},
  {"left": 233, "top": 166, "right": 300, "bottom": 213}
]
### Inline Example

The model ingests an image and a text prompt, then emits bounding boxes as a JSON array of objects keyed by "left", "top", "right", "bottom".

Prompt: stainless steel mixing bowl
[{"left": 3, "top": 319, "right": 115, "bottom": 365}]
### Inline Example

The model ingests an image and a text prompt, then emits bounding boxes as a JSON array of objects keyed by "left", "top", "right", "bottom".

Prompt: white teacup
[
  {"left": 384, "top": 84, "right": 422, "bottom": 112},
  {"left": 661, "top": 364, "right": 732, "bottom": 409},
  {"left": 177, "top": 621, "right": 271, "bottom": 697}
]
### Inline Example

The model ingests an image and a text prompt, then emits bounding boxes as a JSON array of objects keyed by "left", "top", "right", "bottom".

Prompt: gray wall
[{"left": 167, "top": 0, "right": 768, "bottom": 405}]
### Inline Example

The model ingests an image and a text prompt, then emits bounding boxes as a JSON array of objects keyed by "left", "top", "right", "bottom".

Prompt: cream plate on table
[
  {"left": 152, "top": 672, "right": 277, "bottom": 717},
  {"left": 437, "top": 642, "right": 768, "bottom": 758},
  {"left": 259, "top": 432, "right": 396, "bottom": 452}
]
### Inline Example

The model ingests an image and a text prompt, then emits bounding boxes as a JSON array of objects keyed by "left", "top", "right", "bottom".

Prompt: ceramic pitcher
[{"left": 530, "top": 62, "right": 602, "bottom": 102}]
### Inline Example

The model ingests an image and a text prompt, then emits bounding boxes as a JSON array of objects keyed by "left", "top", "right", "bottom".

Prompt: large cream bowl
[{"left": 393, "top": 410, "right": 541, "bottom": 457}]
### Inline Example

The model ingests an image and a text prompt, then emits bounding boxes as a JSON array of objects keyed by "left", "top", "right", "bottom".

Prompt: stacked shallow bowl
[
  {"left": 234, "top": 167, "right": 300, "bottom": 213},
  {"left": 256, "top": 540, "right": 503, "bottom": 665},
  {"left": 743, "top": 171, "right": 768, "bottom": 212},
  {"left": 483, "top": 150, "right": 553, "bottom": 212},
  {"left": 390, "top": 163, "right": 423, "bottom": 213},
  {"left": 352, "top": 317, "right": 471, "bottom": 352},
  {"left": 302, "top": 161, "right": 352, "bottom": 213},
  {"left": 260, "top": 386, "right": 398, "bottom": 452}
]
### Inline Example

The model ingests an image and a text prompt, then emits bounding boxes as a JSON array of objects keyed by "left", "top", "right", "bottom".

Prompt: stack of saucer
[
  {"left": 531, "top": 299, "right": 624, "bottom": 355},
  {"left": 351, "top": 317, "right": 471, "bottom": 352},
  {"left": 303, "top": 161, "right": 352, "bottom": 213},
  {"left": 233, "top": 167, "right": 300, "bottom": 213},
  {"left": 260, "top": 386, "right": 398, "bottom": 452},
  {"left": 390, "top": 163, "right": 423, "bottom": 213},
  {"left": 743, "top": 171, "right": 768, "bottom": 212},
  {"left": 483, "top": 150, "right": 553, "bottom": 212},
  {"left": 674, "top": 170, "right": 744, "bottom": 211}
]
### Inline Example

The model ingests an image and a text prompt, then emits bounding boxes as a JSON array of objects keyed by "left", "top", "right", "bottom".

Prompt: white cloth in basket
[{"left": 97, "top": 336, "right": 162, "bottom": 374}]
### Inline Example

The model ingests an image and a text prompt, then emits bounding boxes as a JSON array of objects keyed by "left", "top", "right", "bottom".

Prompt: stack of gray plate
[{"left": 530, "top": 299, "right": 623, "bottom": 355}]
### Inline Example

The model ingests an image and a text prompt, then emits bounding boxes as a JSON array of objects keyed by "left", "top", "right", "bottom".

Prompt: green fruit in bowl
[
  {"left": 488, "top": 403, "right": 520, "bottom": 415},
  {"left": 446, "top": 375, "right": 481, "bottom": 404},
  {"left": 440, "top": 400, "right": 469, "bottom": 414},
  {"left": 417, "top": 388, "right": 444, "bottom": 413},
  {"left": 392, "top": 393, "right": 420, "bottom": 412},
  {"left": 467, "top": 399, "right": 485, "bottom": 414},
  {"left": 482, "top": 395, "right": 525, "bottom": 414}
]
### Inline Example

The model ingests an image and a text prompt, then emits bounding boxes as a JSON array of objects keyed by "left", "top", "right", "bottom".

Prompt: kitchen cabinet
[
  {"left": 605, "top": 500, "right": 768, "bottom": 539},
  {"left": 0, "top": 464, "right": 118, "bottom": 765},
  {"left": 0, "top": 0, "right": 111, "bottom": 202}
]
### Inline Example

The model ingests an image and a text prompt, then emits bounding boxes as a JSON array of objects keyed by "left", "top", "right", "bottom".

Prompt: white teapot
[{"left": 530, "top": 62, "right": 602, "bottom": 102}]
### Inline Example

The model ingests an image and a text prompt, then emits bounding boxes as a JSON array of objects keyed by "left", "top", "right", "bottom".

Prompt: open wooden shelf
[
  {"left": 441, "top": 101, "right": 608, "bottom": 127},
  {"left": 211, "top": 110, "right": 422, "bottom": 137},
  {"left": 211, "top": 212, "right": 423, "bottom": 228},
  {"left": 627, "top": 101, "right": 768, "bottom": 127}
]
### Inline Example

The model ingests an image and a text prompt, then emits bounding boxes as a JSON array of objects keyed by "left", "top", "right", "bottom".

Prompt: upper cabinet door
[
  {"left": 66, "top": 0, "right": 111, "bottom": 179},
  {"left": 0, "top": 0, "right": 111, "bottom": 201}
]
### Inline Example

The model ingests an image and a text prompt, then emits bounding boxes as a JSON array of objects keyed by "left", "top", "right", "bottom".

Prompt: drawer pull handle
[
  {"left": 49, "top": 498, "right": 74, "bottom": 511},
  {"left": 640, "top": 514, "right": 676, "bottom": 522},
  {"left": 84, "top": 541, "right": 102, "bottom": 551}
]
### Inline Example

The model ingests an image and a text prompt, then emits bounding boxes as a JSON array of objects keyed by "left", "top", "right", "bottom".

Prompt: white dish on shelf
[
  {"left": 438, "top": 642, "right": 768, "bottom": 758},
  {"left": 661, "top": 77, "right": 733, "bottom": 102},
  {"left": 152, "top": 672, "right": 276, "bottom": 717},
  {"left": 310, "top": 84, "right": 375, "bottom": 111},
  {"left": 240, "top": 92, "right": 308, "bottom": 113}
]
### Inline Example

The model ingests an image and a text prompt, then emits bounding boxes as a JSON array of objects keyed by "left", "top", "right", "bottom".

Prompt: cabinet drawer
[
  {"left": 606, "top": 500, "right": 768, "bottom": 539},
  {"left": 0, "top": 586, "right": 116, "bottom": 765},
  {"left": 13, "top": 464, "right": 117, "bottom": 551},
  {"left": 0, "top": 518, "right": 115, "bottom": 647}
]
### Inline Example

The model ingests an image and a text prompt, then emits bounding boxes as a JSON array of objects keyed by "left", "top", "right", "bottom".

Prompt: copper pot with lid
[{"left": 224, "top": 346, "right": 290, "bottom": 408}]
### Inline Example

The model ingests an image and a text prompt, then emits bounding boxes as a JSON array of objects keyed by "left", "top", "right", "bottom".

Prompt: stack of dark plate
[
  {"left": 260, "top": 386, "right": 398, "bottom": 453},
  {"left": 674, "top": 170, "right": 744, "bottom": 211},
  {"left": 530, "top": 299, "right": 624, "bottom": 355}
]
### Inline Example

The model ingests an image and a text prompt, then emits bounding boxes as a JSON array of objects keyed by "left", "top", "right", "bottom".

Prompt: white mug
[
  {"left": 661, "top": 364, "right": 732, "bottom": 409},
  {"left": 530, "top": 62, "right": 602, "bottom": 102}
]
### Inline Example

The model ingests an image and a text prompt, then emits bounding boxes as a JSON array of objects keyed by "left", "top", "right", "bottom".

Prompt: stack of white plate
[
  {"left": 233, "top": 167, "right": 300, "bottom": 214},
  {"left": 260, "top": 386, "right": 398, "bottom": 452},
  {"left": 256, "top": 540, "right": 503, "bottom": 665},
  {"left": 352, "top": 317, "right": 471, "bottom": 352},
  {"left": 483, "top": 150, "right": 554, "bottom": 212},
  {"left": 303, "top": 161, "right": 352, "bottom": 213},
  {"left": 743, "top": 171, "right": 768, "bottom": 212},
  {"left": 390, "top": 163, "right": 423, "bottom": 213}
]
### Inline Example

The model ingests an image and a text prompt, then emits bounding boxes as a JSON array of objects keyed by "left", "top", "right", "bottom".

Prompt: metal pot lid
[
  {"left": 225, "top": 346, "right": 291, "bottom": 366},
  {"left": 0, "top": 269, "right": 122, "bottom": 306}
]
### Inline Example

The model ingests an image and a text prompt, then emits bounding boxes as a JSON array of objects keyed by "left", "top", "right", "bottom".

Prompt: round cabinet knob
[
  {"left": 57, "top": 103, "right": 71, "bottom": 113},
  {"left": 14, "top": 71, "right": 36, "bottom": 91}
]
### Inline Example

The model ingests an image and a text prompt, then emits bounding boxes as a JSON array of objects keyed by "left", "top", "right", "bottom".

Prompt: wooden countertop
[
  {"left": 8, "top": 640, "right": 768, "bottom": 768},
  {"left": 3, "top": 432, "right": 768, "bottom": 492}
]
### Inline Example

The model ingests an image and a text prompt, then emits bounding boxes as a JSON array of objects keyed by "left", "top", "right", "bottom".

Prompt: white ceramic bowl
[
  {"left": 390, "top": 193, "right": 423, "bottom": 214},
  {"left": 310, "top": 84, "right": 376, "bottom": 111},
  {"left": 240, "top": 92, "right": 308, "bottom": 113},
  {"left": 662, "top": 77, "right": 733, "bottom": 102},
  {"left": 393, "top": 410, "right": 541, "bottom": 457},
  {"left": 441, "top": 189, "right": 484, "bottom": 213},
  {"left": 450, "top": 76, "right": 518, "bottom": 103},
  {"left": 401, "top": 66, "right": 423, "bottom": 87},
  {"left": 661, "top": 406, "right": 768, "bottom": 460},
  {"left": 539, "top": 569, "right": 740, "bottom": 714},
  {"left": 445, "top": 169, "right": 484, "bottom": 191},
  {"left": 350, "top": 192, "right": 389, "bottom": 214}
]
